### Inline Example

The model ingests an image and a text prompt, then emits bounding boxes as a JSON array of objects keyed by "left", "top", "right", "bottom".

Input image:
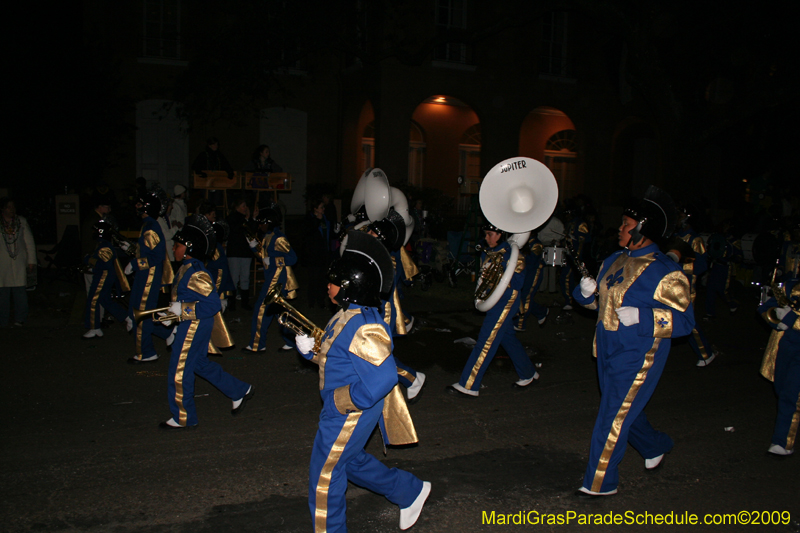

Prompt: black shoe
[
  {"left": 232, "top": 387, "right": 254, "bottom": 416},
  {"left": 241, "top": 293, "right": 253, "bottom": 310}
]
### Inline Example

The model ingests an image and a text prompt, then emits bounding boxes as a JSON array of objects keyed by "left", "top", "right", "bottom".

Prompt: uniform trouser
[
  {"left": 129, "top": 268, "right": 162, "bottom": 359},
  {"left": 248, "top": 284, "right": 280, "bottom": 349},
  {"left": 705, "top": 263, "right": 735, "bottom": 317},
  {"left": 309, "top": 399, "right": 423, "bottom": 533},
  {"left": 687, "top": 319, "right": 714, "bottom": 362},
  {"left": 771, "top": 343, "right": 800, "bottom": 451},
  {"left": 458, "top": 290, "right": 535, "bottom": 392},
  {"left": 583, "top": 337, "right": 674, "bottom": 493},
  {"left": 84, "top": 272, "right": 127, "bottom": 329},
  {"left": 168, "top": 319, "right": 250, "bottom": 427},
  {"left": 396, "top": 359, "right": 419, "bottom": 389},
  {"left": 516, "top": 265, "right": 547, "bottom": 329},
  {"left": 84, "top": 272, "right": 104, "bottom": 321}
]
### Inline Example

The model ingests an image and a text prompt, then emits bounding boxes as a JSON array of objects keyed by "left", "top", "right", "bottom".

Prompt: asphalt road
[{"left": 2, "top": 269, "right": 798, "bottom": 533}]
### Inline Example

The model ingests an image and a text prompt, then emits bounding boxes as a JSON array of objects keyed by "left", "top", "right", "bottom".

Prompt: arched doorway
[{"left": 519, "top": 106, "right": 579, "bottom": 200}]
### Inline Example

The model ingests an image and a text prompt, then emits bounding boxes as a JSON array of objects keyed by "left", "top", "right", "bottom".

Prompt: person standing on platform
[
  {"left": 294, "top": 230, "right": 431, "bottom": 531},
  {"left": 226, "top": 196, "right": 256, "bottom": 311},
  {"left": 249, "top": 144, "right": 282, "bottom": 173},
  {"left": 192, "top": 138, "right": 234, "bottom": 178},
  {"left": 159, "top": 215, "right": 253, "bottom": 430},
  {"left": 572, "top": 188, "right": 695, "bottom": 498}
]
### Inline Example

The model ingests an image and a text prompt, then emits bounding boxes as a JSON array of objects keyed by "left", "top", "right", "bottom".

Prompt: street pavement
[{"left": 2, "top": 269, "right": 798, "bottom": 532}]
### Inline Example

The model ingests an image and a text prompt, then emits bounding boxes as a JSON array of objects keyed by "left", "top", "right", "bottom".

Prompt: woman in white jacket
[{"left": 0, "top": 197, "right": 36, "bottom": 326}]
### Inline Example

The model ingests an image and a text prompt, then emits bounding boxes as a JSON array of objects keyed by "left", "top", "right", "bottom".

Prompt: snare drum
[{"left": 544, "top": 246, "right": 567, "bottom": 267}]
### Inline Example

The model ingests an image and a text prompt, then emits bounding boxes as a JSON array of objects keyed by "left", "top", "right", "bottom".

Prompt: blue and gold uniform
[
  {"left": 757, "top": 278, "right": 800, "bottom": 455},
  {"left": 455, "top": 240, "right": 537, "bottom": 394},
  {"left": 515, "top": 236, "right": 548, "bottom": 330},
  {"left": 573, "top": 243, "right": 695, "bottom": 494},
  {"left": 385, "top": 248, "right": 425, "bottom": 391},
  {"left": 167, "top": 257, "right": 250, "bottom": 427},
  {"left": 129, "top": 216, "right": 170, "bottom": 361},
  {"left": 206, "top": 242, "right": 236, "bottom": 304},
  {"left": 83, "top": 237, "right": 128, "bottom": 330},
  {"left": 560, "top": 215, "right": 590, "bottom": 308},
  {"left": 301, "top": 304, "right": 422, "bottom": 532},
  {"left": 246, "top": 228, "right": 298, "bottom": 350},
  {"left": 675, "top": 226, "right": 716, "bottom": 364},
  {"left": 705, "top": 231, "right": 740, "bottom": 318}
]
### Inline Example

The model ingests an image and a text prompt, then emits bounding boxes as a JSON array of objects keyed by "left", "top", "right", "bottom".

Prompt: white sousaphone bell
[
  {"left": 475, "top": 157, "right": 559, "bottom": 311},
  {"left": 350, "top": 167, "right": 415, "bottom": 245}
]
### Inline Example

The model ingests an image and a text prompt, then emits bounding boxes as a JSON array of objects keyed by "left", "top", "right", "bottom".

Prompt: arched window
[
  {"left": 544, "top": 129, "right": 578, "bottom": 199},
  {"left": 459, "top": 123, "right": 481, "bottom": 195},
  {"left": 362, "top": 121, "right": 375, "bottom": 173}
]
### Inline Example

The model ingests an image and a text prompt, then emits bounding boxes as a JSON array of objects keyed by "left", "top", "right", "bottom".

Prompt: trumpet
[
  {"left": 111, "top": 231, "right": 139, "bottom": 257},
  {"left": 133, "top": 306, "right": 180, "bottom": 324},
  {"left": 264, "top": 284, "right": 324, "bottom": 353},
  {"left": 243, "top": 222, "right": 262, "bottom": 254}
]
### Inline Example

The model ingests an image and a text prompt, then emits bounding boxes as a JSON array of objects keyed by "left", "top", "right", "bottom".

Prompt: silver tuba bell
[{"left": 474, "top": 157, "right": 559, "bottom": 312}]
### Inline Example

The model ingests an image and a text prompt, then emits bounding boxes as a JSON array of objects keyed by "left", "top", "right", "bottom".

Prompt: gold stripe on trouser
[
  {"left": 397, "top": 366, "right": 413, "bottom": 383},
  {"left": 174, "top": 321, "right": 198, "bottom": 426},
  {"left": 465, "top": 290, "right": 517, "bottom": 390},
  {"left": 90, "top": 271, "right": 108, "bottom": 325},
  {"left": 254, "top": 269, "right": 283, "bottom": 346},
  {"left": 591, "top": 338, "right": 660, "bottom": 492},
  {"left": 135, "top": 267, "right": 157, "bottom": 356},
  {"left": 393, "top": 287, "right": 408, "bottom": 335},
  {"left": 692, "top": 328, "right": 709, "bottom": 360},
  {"left": 787, "top": 392, "right": 800, "bottom": 451},
  {"left": 517, "top": 287, "right": 532, "bottom": 327},
  {"left": 315, "top": 412, "right": 362, "bottom": 533}
]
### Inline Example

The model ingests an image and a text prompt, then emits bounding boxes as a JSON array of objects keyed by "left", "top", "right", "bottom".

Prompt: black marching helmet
[
  {"left": 622, "top": 185, "right": 677, "bottom": 247},
  {"left": 328, "top": 230, "right": 394, "bottom": 308},
  {"left": 481, "top": 221, "right": 506, "bottom": 245},
  {"left": 136, "top": 190, "right": 163, "bottom": 219},
  {"left": 93, "top": 219, "right": 114, "bottom": 241},
  {"left": 212, "top": 220, "right": 230, "bottom": 246},
  {"left": 256, "top": 201, "right": 282, "bottom": 232},
  {"left": 174, "top": 214, "right": 217, "bottom": 260},
  {"left": 368, "top": 210, "right": 406, "bottom": 252}
]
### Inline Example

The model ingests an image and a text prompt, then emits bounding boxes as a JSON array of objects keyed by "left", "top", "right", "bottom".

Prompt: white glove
[
  {"left": 616, "top": 306, "right": 640, "bottom": 326},
  {"left": 774, "top": 306, "right": 790, "bottom": 322},
  {"left": 169, "top": 301, "right": 182, "bottom": 319},
  {"left": 120, "top": 241, "right": 131, "bottom": 252},
  {"left": 247, "top": 238, "right": 258, "bottom": 248},
  {"left": 580, "top": 277, "right": 597, "bottom": 298},
  {"left": 262, "top": 257, "right": 271, "bottom": 268},
  {"left": 777, "top": 322, "right": 789, "bottom": 331},
  {"left": 666, "top": 251, "right": 680, "bottom": 263},
  {"left": 295, "top": 334, "right": 315, "bottom": 354},
  {"left": 346, "top": 213, "right": 356, "bottom": 223},
  {"left": 220, "top": 298, "right": 228, "bottom": 312},
  {"left": 157, "top": 311, "right": 173, "bottom": 327},
  {"left": 124, "top": 262, "right": 134, "bottom": 275},
  {"left": 334, "top": 222, "right": 341, "bottom": 233}
]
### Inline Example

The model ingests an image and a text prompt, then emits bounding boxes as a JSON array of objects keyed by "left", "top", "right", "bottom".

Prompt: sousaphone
[{"left": 475, "top": 157, "right": 559, "bottom": 311}]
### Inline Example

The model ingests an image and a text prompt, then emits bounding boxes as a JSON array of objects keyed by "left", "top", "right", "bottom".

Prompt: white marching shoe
[
  {"left": 399, "top": 481, "right": 431, "bottom": 530},
  {"left": 82, "top": 329, "right": 104, "bottom": 339}
]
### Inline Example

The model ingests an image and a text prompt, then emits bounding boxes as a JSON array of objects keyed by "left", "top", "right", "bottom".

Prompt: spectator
[{"left": 0, "top": 198, "right": 37, "bottom": 327}]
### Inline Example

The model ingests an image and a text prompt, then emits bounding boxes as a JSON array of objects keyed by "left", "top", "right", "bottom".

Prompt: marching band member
[
  {"left": 560, "top": 201, "right": 590, "bottom": 311},
  {"left": 573, "top": 188, "right": 695, "bottom": 497},
  {"left": 367, "top": 215, "right": 427, "bottom": 403},
  {"left": 447, "top": 223, "right": 539, "bottom": 398},
  {"left": 242, "top": 202, "right": 298, "bottom": 353},
  {"left": 82, "top": 220, "right": 128, "bottom": 339},
  {"left": 295, "top": 230, "right": 430, "bottom": 531},
  {"left": 125, "top": 191, "right": 172, "bottom": 364},
  {"left": 672, "top": 207, "right": 718, "bottom": 366},
  {"left": 160, "top": 215, "right": 252, "bottom": 429},
  {"left": 514, "top": 234, "right": 549, "bottom": 331},
  {"left": 757, "top": 264, "right": 799, "bottom": 456},
  {"left": 207, "top": 220, "right": 235, "bottom": 313}
]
